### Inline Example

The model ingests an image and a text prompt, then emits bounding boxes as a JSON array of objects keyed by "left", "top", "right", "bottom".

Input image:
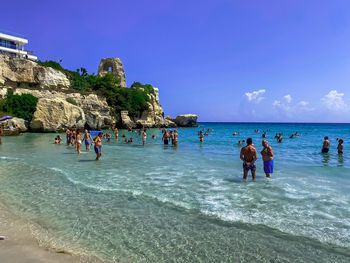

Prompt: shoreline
[{"left": 0, "top": 200, "right": 103, "bottom": 263}]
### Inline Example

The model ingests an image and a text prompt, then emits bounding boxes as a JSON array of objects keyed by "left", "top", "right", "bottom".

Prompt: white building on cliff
[{"left": 0, "top": 30, "right": 37, "bottom": 60}]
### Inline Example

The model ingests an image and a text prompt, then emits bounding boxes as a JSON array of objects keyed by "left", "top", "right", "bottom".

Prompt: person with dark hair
[
  {"left": 94, "top": 133, "right": 103, "bottom": 160},
  {"left": 240, "top": 138, "right": 258, "bottom": 181},
  {"left": 322, "top": 136, "right": 330, "bottom": 153},
  {"left": 337, "top": 139, "right": 343, "bottom": 154}
]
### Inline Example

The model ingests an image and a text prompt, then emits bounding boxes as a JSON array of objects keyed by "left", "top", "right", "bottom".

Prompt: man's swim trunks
[
  {"left": 263, "top": 160, "right": 274, "bottom": 173},
  {"left": 322, "top": 148, "right": 329, "bottom": 153},
  {"left": 243, "top": 162, "right": 256, "bottom": 171},
  {"left": 94, "top": 146, "right": 102, "bottom": 154}
]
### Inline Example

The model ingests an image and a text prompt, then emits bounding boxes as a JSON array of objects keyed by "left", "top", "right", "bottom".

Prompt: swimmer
[
  {"left": 238, "top": 141, "right": 242, "bottom": 147},
  {"left": 76, "top": 130, "right": 82, "bottom": 154},
  {"left": 66, "top": 128, "right": 70, "bottom": 145},
  {"left": 94, "top": 132, "right": 103, "bottom": 161},
  {"left": 106, "top": 133, "right": 111, "bottom": 142},
  {"left": 337, "top": 139, "right": 343, "bottom": 154},
  {"left": 83, "top": 129, "right": 93, "bottom": 151},
  {"left": 322, "top": 136, "right": 330, "bottom": 153},
  {"left": 173, "top": 130, "right": 178, "bottom": 146},
  {"left": 115, "top": 128, "right": 119, "bottom": 139},
  {"left": 199, "top": 131, "right": 204, "bottom": 142},
  {"left": 142, "top": 130, "right": 147, "bottom": 145},
  {"left": 152, "top": 135, "right": 156, "bottom": 139},
  {"left": 261, "top": 140, "right": 274, "bottom": 178},
  {"left": 128, "top": 138, "right": 134, "bottom": 143},
  {"left": 162, "top": 130, "right": 170, "bottom": 145},
  {"left": 240, "top": 138, "right": 257, "bottom": 181}
]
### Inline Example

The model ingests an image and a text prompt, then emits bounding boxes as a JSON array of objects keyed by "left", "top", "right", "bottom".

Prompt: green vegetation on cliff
[
  {"left": 37, "top": 60, "right": 155, "bottom": 117},
  {"left": 0, "top": 91, "right": 38, "bottom": 121}
]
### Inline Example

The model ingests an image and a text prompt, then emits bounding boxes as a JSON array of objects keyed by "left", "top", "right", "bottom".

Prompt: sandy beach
[{"left": 0, "top": 201, "right": 101, "bottom": 263}]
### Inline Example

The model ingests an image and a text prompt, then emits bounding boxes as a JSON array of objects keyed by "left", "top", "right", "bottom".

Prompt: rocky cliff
[{"left": 0, "top": 55, "right": 197, "bottom": 132}]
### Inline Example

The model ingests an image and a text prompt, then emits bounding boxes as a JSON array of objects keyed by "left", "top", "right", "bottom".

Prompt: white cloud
[
  {"left": 321, "top": 90, "right": 348, "bottom": 111},
  {"left": 298, "top": 101, "right": 309, "bottom": 106},
  {"left": 284, "top": 94, "right": 292, "bottom": 103},
  {"left": 273, "top": 97, "right": 313, "bottom": 118},
  {"left": 245, "top": 89, "right": 265, "bottom": 103}
]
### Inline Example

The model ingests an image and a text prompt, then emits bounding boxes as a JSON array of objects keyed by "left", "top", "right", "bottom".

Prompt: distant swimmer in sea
[
  {"left": 238, "top": 140, "right": 242, "bottom": 147},
  {"left": 142, "top": 130, "right": 147, "bottom": 146},
  {"left": 66, "top": 128, "right": 70, "bottom": 145},
  {"left": 54, "top": 135, "right": 62, "bottom": 144},
  {"left": 240, "top": 138, "right": 257, "bottom": 181},
  {"left": 152, "top": 135, "right": 156, "bottom": 140},
  {"left": 173, "top": 130, "right": 178, "bottom": 147},
  {"left": 322, "top": 136, "right": 330, "bottom": 153},
  {"left": 76, "top": 130, "right": 82, "bottom": 154},
  {"left": 115, "top": 128, "right": 119, "bottom": 139},
  {"left": 261, "top": 140, "right": 274, "bottom": 178},
  {"left": 106, "top": 133, "right": 111, "bottom": 142},
  {"left": 94, "top": 132, "right": 103, "bottom": 161},
  {"left": 274, "top": 133, "right": 278, "bottom": 138},
  {"left": 162, "top": 130, "right": 170, "bottom": 145},
  {"left": 277, "top": 134, "right": 283, "bottom": 143},
  {"left": 199, "top": 130, "right": 204, "bottom": 142},
  {"left": 83, "top": 130, "right": 93, "bottom": 151},
  {"left": 128, "top": 138, "right": 134, "bottom": 143},
  {"left": 337, "top": 139, "right": 343, "bottom": 154},
  {"left": 169, "top": 130, "right": 174, "bottom": 145},
  {"left": 233, "top": 132, "right": 237, "bottom": 136},
  {"left": 262, "top": 132, "right": 266, "bottom": 138}
]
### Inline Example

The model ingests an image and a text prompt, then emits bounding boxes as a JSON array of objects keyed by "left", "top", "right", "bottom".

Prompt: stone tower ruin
[{"left": 97, "top": 57, "right": 127, "bottom": 88}]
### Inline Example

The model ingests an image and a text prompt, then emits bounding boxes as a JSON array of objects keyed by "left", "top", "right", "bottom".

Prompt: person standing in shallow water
[
  {"left": 261, "top": 140, "right": 274, "bottom": 178},
  {"left": 337, "top": 139, "right": 343, "bottom": 154},
  {"left": 322, "top": 136, "right": 330, "bottom": 153},
  {"left": 142, "top": 129, "right": 147, "bottom": 146},
  {"left": 199, "top": 131, "right": 204, "bottom": 142},
  {"left": 83, "top": 130, "right": 93, "bottom": 151},
  {"left": 240, "top": 138, "right": 257, "bottom": 181},
  {"left": 94, "top": 133, "right": 103, "bottom": 161},
  {"left": 76, "top": 130, "right": 82, "bottom": 154}
]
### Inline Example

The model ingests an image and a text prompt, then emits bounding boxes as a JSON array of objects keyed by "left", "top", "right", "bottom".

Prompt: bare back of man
[{"left": 240, "top": 142, "right": 257, "bottom": 181}]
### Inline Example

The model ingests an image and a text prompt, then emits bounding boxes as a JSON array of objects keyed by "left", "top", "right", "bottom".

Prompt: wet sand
[{"left": 0, "top": 202, "right": 102, "bottom": 263}]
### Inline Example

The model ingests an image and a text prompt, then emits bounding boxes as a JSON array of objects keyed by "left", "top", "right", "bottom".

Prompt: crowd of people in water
[{"left": 0, "top": 125, "right": 345, "bottom": 181}]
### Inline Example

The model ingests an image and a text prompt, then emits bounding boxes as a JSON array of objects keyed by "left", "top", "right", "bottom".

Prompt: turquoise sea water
[{"left": 0, "top": 123, "right": 350, "bottom": 262}]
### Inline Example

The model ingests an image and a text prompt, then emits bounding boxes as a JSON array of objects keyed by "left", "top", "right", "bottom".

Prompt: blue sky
[{"left": 2, "top": 0, "right": 350, "bottom": 122}]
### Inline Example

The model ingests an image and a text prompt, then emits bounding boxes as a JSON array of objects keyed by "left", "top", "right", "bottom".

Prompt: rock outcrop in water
[
  {"left": 167, "top": 114, "right": 198, "bottom": 127},
  {"left": 0, "top": 55, "right": 198, "bottom": 131}
]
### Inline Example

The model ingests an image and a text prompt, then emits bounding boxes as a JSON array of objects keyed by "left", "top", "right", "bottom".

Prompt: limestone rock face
[
  {"left": 36, "top": 67, "right": 70, "bottom": 89},
  {"left": 97, "top": 58, "right": 126, "bottom": 88},
  {"left": 30, "top": 98, "right": 85, "bottom": 132},
  {"left": 0, "top": 117, "right": 29, "bottom": 132},
  {"left": 0, "top": 55, "right": 70, "bottom": 89},
  {"left": 120, "top": 111, "right": 136, "bottom": 128},
  {"left": 172, "top": 114, "right": 198, "bottom": 127},
  {"left": 8, "top": 88, "right": 113, "bottom": 130}
]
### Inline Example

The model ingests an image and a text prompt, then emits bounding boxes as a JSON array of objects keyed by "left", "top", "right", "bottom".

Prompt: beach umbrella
[{"left": 0, "top": 115, "right": 13, "bottom": 121}]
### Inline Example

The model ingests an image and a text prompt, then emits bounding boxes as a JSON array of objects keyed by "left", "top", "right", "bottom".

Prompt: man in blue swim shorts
[
  {"left": 261, "top": 140, "right": 274, "bottom": 178},
  {"left": 94, "top": 132, "right": 103, "bottom": 161},
  {"left": 240, "top": 138, "right": 258, "bottom": 181}
]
